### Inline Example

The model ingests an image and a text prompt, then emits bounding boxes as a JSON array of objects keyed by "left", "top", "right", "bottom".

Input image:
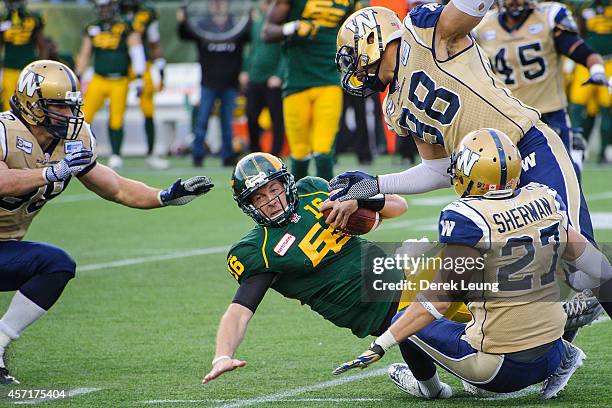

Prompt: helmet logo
[
  {"left": 244, "top": 171, "right": 268, "bottom": 189},
  {"left": 456, "top": 147, "right": 480, "bottom": 176},
  {"left": 345, "top": 9, "right": 378, "bottom": 36},
  {"left": 65, "top": 91, "right": 82, "bottom": 104},
  {"left": 17, "top": 70, "right": 44, "bottom": 98}
]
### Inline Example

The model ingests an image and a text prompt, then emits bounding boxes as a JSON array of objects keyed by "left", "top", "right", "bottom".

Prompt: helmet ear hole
[
  {"left": 367, "top": 32, "right": 375, "bottom": 45},
  {"left": 493, "top": 157, "right": 497, "bottom": 162}
]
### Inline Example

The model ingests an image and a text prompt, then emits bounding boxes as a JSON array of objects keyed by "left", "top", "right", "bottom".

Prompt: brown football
[{"left": 321, "top": 207, "right": 382, "bottom": 236}]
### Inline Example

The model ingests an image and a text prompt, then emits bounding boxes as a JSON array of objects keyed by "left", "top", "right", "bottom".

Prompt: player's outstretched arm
[
  {"left": 563, "top": 226, "right": 612, "bottom": 290},
  {"left": 75, "top": 35, "right": 92, "bottom": 79},
  {"left": 262, "top": 0, "right": 291, "bottom": 42},
  {"left": 78, "top": 163, "right": 213, "bottom": 209},
  {"left": 202, "top": 303, "right": 253, "bottom": 384}
]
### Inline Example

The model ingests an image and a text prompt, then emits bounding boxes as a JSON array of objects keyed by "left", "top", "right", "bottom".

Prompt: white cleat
[
  {"left": 540, "top": 340, "right": 586, "bottom": 400},
  {"left": 107, "top": 155, "right": 123, "bottom": 170},
  {"left": 145, "top": 155, "right": 170, "bottom": 170},
  {"left": 388, "top": 363, "right": 452, "bottom": 399}
]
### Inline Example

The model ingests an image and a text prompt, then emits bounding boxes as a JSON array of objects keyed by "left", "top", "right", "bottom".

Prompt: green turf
[{"left": 0, "top": 155, "right": 610, "bottom": 407}]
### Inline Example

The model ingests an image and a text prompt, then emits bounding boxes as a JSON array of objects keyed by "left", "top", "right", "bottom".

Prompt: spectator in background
[
  {"left": 177, "top": 0, "right": 249, "bottom": 167},
  {"left": 0, "top": 0, "right": 47, "bottom": 111},
  {"left": 243, "top": 0, "right": 285, "bottom": 157}
]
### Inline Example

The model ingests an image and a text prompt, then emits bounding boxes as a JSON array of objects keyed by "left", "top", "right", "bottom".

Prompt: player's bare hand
[
  {"left": 202, "top": 358, "right": 247, "bottom": 384},
  {"left": 320, "top": 199, "right": 357, "bottom": 230}
]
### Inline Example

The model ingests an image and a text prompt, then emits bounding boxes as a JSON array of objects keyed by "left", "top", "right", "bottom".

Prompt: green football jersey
[
  {"left": 121, "top": 4, "right": 157, "bottom": 60},
  {"left": 0, "top": 10, "right": 44, "bottom": 70},
  {"left": 85, "top": 18, "right": 131, "bottom": 77},
  {"left": 283, "top": 0, "right": 357, "bottom": 96},
  {"left": 227, "top": 176, "right": 402, "bottom": 338},
  {"left": 579, "top": 0, "right": 612, "bottom": 57}
]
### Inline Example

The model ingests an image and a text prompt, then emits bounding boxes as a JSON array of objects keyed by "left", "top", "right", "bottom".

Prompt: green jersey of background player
[{"left": 201, "top": 152, "right": 408, "bottom": 383}]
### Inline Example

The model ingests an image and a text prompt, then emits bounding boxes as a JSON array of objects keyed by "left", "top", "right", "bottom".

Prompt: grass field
[{"left": 0, "top": 155, "right": 610, "bottom": 407}]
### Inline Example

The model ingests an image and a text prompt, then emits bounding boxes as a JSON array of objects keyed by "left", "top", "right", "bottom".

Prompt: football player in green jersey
[
  {"left": 202, "top": 152, "right": 483, "bottom": 384},
  {"left": 262, "top": 0, "right": 360, "bottom": 181}
]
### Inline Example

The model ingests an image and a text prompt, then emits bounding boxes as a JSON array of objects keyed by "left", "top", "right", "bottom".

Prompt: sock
[
  {"left": 314, "top": 153, "right": 334, "bottom": 181},
  {"left": 0, "top": 331, "right": 10, "bottom": 368},
  {"left": 144, "top": 117, "right": 155, "bottom": 156},
  {"left": 109, "top": 128, "right": 124, "bottom": 156},
  {"left": 0, "top": 291, "right": 46, "bottom": 367},
  {"left": 291, "top": 157, "right": 310, "bottom": 181},
  {"left": 418, "top": 372, "right": 444, "bottom": 397}
]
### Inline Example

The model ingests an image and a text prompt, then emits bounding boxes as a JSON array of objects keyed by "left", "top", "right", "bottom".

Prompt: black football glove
[
  {"left": 159, "top": 176, "right": 214, "bottom": 206},
  {"left": 329, "top": 170, "right": 380, "bottom": 202}
]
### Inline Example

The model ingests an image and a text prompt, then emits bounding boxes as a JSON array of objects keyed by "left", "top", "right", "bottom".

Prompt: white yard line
[
  {"left": 79, "top": 246, "right": 230, "bottom": 272},
  {"left": 142, "top": 397, "right": 384, "bottom": 404},
  {"left": 12, "top": 387, "right": 102, "bottom": 405},
  {"left": 211, "top": 368, "right": 387, "bottom": 408}
]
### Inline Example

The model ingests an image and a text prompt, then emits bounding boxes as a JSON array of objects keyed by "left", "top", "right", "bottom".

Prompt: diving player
[
  {"left": 473, "top": 0, "right": 610, "bottom": 169},
  {"left": 333, "top": 129, "right": 612, "bottom": 399},
  {"left": 119, "top": 0, "right": 170, "bottom": 170},
  {"left": 0, "top": 60, "right": 214, "bottom": 384},
  {"left": 0, "top": 0, "right": 46, "bottom": 110},
  {"left": 331, "top": 6, "right": 612, "bottom": 318},
  {"left": 75, "top": 0, "right": 146, "bottom": 170},
  {"left": 262, "top": 0, "right": 360, "bottom": 180}
]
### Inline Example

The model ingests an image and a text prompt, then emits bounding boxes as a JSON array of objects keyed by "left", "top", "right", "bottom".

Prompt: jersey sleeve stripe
[
  {"left": 262, "top": 227, "right": 269, "bottom": 269},
  {"left": 0, "top": 121, "right": 7, "bottom": 161},
  {"left": 444, "top": 201, "right": 492, "bottom": 249},
  {"left": 298, "top": 191, "right": 330, "bottom": 198},
  {"left": 548, "top": 2, "right": 563, "bottom": 27},
  {"left": 487, "top": 129, "right": 507, "bottom": 186}
]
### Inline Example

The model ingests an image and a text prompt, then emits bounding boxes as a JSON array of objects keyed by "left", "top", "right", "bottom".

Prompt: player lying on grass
[
  {"left": 333, "top": 129, "right": 612, "bottom": 400},
  {"left": 0, "top": 60, "right": 214, "bottom": 384}
]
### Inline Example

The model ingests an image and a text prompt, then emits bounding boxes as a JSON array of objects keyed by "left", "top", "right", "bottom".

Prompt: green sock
[
  {"left": 314, "top": 153, "right": 334, "bottom": 181},
  {"left": 144, "top": 117, "right": 155, "bottom": 156},
  {"left": 601, "top": 110, "right": 612, "bottom": 161},
  {"left": 569, "top": 103, "right": 595, "bottom": 142},
  {"left": 291, "top": 158, "right": 310, "bottom": 181},
  {"left": 109, "top": 128, "right": 124, "bottom": 156}
]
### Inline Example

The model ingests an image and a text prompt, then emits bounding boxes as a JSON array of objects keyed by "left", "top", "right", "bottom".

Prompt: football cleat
[
  {"left": 562, "top": 290, "right": 604, "bottom": 342},
  {"left": 145, "top": 155, "right": 170, "bottom": 170},
  {"left": 0, "top": 367, "right": 19, "bottom": 384},
  {"left": 107, "top": 155, "right": 123, "bottom": 170},
  {"left": 540, "top": 340, "right": 585, "bottom": 400},
  {"left": 388, "top": 363, "right": 452, "bottom": 399}
]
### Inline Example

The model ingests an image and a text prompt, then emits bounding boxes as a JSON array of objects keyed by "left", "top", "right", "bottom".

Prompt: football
[{"left": 321, "top": 207, "right": 382, "bottom": 236}]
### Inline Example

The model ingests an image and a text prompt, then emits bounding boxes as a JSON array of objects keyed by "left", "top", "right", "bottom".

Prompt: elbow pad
[{"left": 451, "top": 0, "right": 495, "bottom": 17}]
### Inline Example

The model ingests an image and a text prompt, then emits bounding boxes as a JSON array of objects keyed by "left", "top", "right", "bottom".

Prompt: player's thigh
[
  {"left": 283, "top": 89, "right": 314, "bottom": 159},
  {"left": 139, "top": 66, "right": 155, "bottom": 117},
  {"left": 82, "top": 75, "right": 110, "bottom": 122},
  {"left": 311, "top": 85, "right": 342, "bottom": 154},
  {"left": 108, "top": 77, "right": 129, "bottom": 130},
  {"left": 0, "top": 241, "right": 76, "bottom": 292},
  {"left": 517, "top": 124, "right": 593, "bottom": 241},
  {"left": 568, "top": 65, "right": 593, "bottom": 106}
]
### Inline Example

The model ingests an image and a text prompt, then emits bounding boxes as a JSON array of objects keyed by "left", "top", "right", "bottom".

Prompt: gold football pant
[
  {"left": 82, "top": 74, "right": 129, "bottom": 131},
  {"left": 129, "top": 63, "right": 155, "bottom": 118},
  {"left": 1, "top": 68, "right": 20, "bottom": 111},
  {"left": 283, "top": 85, "right": 342, "bottom": 160}
]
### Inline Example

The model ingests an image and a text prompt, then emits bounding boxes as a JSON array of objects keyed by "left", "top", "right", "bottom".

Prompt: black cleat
[
  {"left": 0, "top": 367, "right": 19, "bottom": 384},
  {"left": 563, "top": 290, "right": 604, "bottom": 342}
]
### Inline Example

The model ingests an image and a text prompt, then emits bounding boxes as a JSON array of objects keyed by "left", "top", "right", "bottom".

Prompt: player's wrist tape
[
  {"left": 212, "top": 355, "right": 232, "bottom": 366},
  {"left": 451, "top": 0, "right": 494, "bottom": 17},
  {"left": 282, "top": 21, "right": 298, "bottom": 36},
  {"left": 374, "top": 330, "right": 398, "bottom": 352},
  {"left": 357, "top": 194, "right": 385, "bottom": 212},
  {"left": 590, "top": 64, "right": 605, "bottom": 76},
  {"left": 416, "top": 293, "right": 444, "bottom": 320},
  {"left": 570, "top": 241, "right": 612, "bottom": 284}
]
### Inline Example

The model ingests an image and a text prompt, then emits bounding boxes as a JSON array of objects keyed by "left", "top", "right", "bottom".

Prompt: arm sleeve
[
  {"left": 147, "top": 20, "right": 160, "bottom": 43},
  {"left": 554, "top": 30, "right": 596, "bottom": 66},
  {"left": 232, "top": 272, "right": 275, "bottom": 313},
  {"left": 378, "top": 157, "right": 452, "bottom": 194}
]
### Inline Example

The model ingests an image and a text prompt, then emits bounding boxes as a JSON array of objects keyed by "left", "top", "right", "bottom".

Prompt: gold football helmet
[
  {"left": 450, "top": 129, "right": 521, "bottom": 199},
  {"left": 336, "top": 7, "right": 403, "bottom": 97},
  {"left": 10, "top": 60, "right": 84, "bottom": 140}
]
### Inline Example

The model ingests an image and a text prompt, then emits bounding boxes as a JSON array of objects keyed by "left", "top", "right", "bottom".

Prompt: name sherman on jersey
[
  {"left": 438, "top": 182, "right": 567, "bottom": 353},
  {"left": 0, "top": 111, "right": 97, "bottom": 240},
  {"left": 382, "top": 4, "right": 541, "bottom": 154},
  {"left": 227, "top": 176, "right": 402, "bottom": 338},
  {"left": 474, "top": 2, "right": 578, "bottom": 113}
]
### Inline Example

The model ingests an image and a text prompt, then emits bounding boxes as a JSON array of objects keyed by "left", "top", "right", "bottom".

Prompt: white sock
[
  {"left": 418, "top": 372, "right": 444, "bottom": 397},
  {"left": 0, "top": 331, "right": 10, "bottom": 368},
  {"left": 0, "top": 291, "right": 46, "bottom": 340}
]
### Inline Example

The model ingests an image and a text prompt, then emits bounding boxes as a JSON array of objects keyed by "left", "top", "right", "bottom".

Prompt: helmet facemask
[
  {"left": 235, "top": 171, "right": 298, "bottom": 227},
  {"left": 499, "top": 0, "right": 535, "bottom": 20},
  {"left": 42, "top": 95, "right": 85, "bottom": 140}
]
